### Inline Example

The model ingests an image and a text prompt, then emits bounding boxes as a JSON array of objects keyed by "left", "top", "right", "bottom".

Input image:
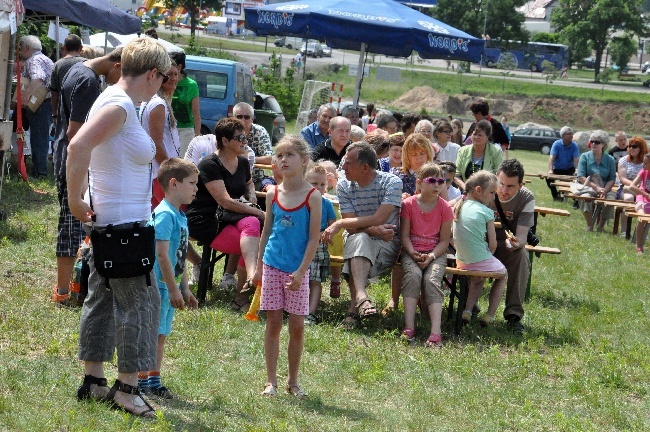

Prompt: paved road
[{"left": 159, "top": 27, "right": 650, "bottom": 94}]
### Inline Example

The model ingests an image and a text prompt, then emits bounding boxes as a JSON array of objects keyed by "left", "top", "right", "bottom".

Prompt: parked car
[
  {"left": 642, "top": 77, "right": 650, "bottom": 88},
  {"left": 183, "top": 55, "right": 255, "bottom": 135},
  {"left": 509, "top": 127, "right": 561, "bottom": 154},
  {"left": 581, "top": 57, "right": 596, "bottom": 69},
  {"left": 300, "top": 42, "right": 323, "bottom": 58},
  {"left": 254, "top": 92, "right": 286, "bottom": 144},
  {"left": 321, "top": 44, "right": 332, "bottom": 57},
  {"left": 642, "top": 62, "right": 650, "bottom": 74}
]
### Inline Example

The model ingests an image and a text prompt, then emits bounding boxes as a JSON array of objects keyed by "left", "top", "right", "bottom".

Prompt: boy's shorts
[
  {"left": 260, "top": 263, "right": 309, "bottom": 316},
  {"left": 309, "top": 242, "right": 330, "bottom": 282},
  {"left": 158, "top": 287, "right": 176, "bottom": 337}
]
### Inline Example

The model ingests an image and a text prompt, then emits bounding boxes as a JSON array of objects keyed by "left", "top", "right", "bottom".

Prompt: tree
[
  {"left": 551, "top": 0, "right": 646, "bottom": 80},
  {"left": 531, "top": 32, "right": 561, "bottom": 44},
  {"left": 164, "top": 1, "right": 223, "bottom": 38},
  {"left": 609, "top": 35, "right": 637, "bottom": 70},
  {"left": 433, "top": 0, "right": 529, "bottom": 42}
]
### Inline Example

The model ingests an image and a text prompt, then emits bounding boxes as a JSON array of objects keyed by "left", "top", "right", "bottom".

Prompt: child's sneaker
[
  {"left": 146, "top": 386, "right": 175, "bottom": 399},
  {"left": 218, "top": 273, "right": 237, "bottom": 291},
  {"left": 479, "top": 314, "right": 495, "bottom": 327},
  {"left": 51, "top": 285, "right": 75, "bottom": 307}
]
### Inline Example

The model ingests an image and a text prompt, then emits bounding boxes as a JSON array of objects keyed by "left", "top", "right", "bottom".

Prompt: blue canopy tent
[
  {"left": 244, "top": 0, "right": 483, "bottom": 106},
  {"left": 22, "top": 0, "right": 142, "bottom": 35}
]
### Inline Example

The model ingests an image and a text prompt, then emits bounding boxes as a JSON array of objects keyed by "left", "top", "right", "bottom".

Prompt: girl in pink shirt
[{"left": 399, "top": 163, "right": 454, "bottom": 347}]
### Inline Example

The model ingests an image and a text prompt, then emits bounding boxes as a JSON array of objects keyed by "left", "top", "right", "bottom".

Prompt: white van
[{"left": 273, "top": 36, "right": 306, "bottom": 50}]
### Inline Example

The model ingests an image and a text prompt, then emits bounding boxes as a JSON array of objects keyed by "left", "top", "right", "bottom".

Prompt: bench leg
[
  {"left": 196, "top": 245, "right": 214, "bottom": 305},
  {"left": 526, "top": 251, "right": 534, "bottom": 302},
  {"left": 454, "top": 276, "right": 469, "bottom": 335},
  {"left": 445, "top": 274, "right": 457, "bottom": 323}
]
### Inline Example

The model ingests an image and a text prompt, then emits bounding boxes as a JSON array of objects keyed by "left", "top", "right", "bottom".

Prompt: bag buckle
[
  {"left": 121, "top": 238, "right": 128, "bottom": 245},
  {"left": 142, "top": 258, "right": 150, "bottom": 266},
  {"left": 104, "top": 261, "right": 113, "bottom": 269}
]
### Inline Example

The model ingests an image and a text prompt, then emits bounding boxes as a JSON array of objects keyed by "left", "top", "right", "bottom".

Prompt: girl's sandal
[
  {"left": 425, "top": 333, "right": 443, "bottom": 348},
  {"left": 240, "top": 279, "right": 255, "bottom": 295},
  {"left": 261, "top": 383, "right": 277, "bottom": 397},
  {"left": 103, "top": 379, "right": 156, "bottom": 418},
  {"left": 285, "top": 383, "right": 307, "bottom": 399}
]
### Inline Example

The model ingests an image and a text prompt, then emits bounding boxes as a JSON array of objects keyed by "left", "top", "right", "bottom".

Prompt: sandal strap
[
  {"left": 83, "top": 374, "right": 108, "bottom": 387},
  {"left": 112, "top": 379, "right": 140, "bottom": 395}
]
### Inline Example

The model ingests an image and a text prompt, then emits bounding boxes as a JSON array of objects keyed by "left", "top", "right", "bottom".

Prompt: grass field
[{"left": 0, "top": 151, "right": 649, "bottom": 431}]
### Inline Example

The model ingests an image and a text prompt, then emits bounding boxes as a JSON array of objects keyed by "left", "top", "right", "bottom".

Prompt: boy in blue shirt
[{"left": 139, "top": 158, "right": 199, "bottom": 398}]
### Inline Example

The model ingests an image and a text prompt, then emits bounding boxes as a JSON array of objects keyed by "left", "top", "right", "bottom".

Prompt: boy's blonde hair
[
  {"left": 306, "top": 161, "right": 327, "bottom": 177},
  {"left": 453, "top": 170, "right": 496, "bottom": 220},
  {"left": 401, "top": 133, "right": 434, "bottom": 172},
  {"left": 158, "top": 158, "right": 199, "bottom": 191},
  {"left": 317, "top": 159, "right": 337, "bottom": 175}
]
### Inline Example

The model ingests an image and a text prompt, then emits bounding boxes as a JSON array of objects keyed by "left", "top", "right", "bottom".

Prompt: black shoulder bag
[
  {"left": 88, "top": 172, "right": 156, "bottom": 289},
  {"left": 494, "top": 197, "right": 539, "bottom": 246}
]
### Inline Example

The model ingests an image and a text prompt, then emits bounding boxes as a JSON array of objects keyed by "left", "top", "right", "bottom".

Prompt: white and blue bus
[{"left": 481, "top": 40, "right": 569, "bottom": 72}]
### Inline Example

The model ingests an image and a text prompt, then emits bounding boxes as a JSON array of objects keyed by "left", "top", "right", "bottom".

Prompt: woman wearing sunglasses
[
  {"left": 186, "top": 117, "right": 264, "bottom": 311},
  {"left": 433, "top": 119, "right": 460, "bottom": 164},
  {"left": 615, "top": 136, "right": 647, "bottom": 236},
  {"left": 576, "top": 130, "right": 617, "bottom": 232}
]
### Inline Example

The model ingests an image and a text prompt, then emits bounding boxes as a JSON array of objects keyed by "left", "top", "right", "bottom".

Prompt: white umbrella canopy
[{"left": 88, "top": 32, "right": 184, "bottom": 53}]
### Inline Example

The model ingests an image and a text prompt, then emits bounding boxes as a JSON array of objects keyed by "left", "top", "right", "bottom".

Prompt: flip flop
[{"left": 356, "top": 297, "right": 378, "bottom": 319}]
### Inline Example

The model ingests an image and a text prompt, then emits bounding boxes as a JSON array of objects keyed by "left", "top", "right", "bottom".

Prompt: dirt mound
[{"left": 391, "top": 86, "right": 650, "bottom": 134}]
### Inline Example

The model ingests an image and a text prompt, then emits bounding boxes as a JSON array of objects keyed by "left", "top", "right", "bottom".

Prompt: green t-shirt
[
  {"left": 172, "top": 75, "right": 199, "bottom": 129},
  {"left": 453, "top": 199, "right": 495, "bottom": 264}
]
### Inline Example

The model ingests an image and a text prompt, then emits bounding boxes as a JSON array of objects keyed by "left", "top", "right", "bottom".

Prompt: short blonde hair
[{"left": 120, "top": 38, "right": 171, "bottom": 78}]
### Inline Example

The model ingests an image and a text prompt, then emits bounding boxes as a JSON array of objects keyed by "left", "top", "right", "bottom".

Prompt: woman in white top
[
  {"left": 616, "top": 136, "right": 647, "bottom": 235},
  {"left": 67, "top": 38, "right": 171, "bottom": 418},
  {"left": 141, "top": 59, "right": 180, "bottom": 208},
  {"left": 433, "top": 119, "right": 460, "bottom": 164}
]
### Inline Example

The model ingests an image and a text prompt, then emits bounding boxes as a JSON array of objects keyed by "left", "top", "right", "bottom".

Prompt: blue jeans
[{"left": 26, "top": 99, "right": 52, "bottom": 177}]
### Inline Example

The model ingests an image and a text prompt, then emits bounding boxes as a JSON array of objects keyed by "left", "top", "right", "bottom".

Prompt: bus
[{"left": 481, "top": 40, "right": 569, "bottom": 72}]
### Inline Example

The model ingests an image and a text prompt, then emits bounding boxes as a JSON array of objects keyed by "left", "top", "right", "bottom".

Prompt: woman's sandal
[
  {"left": 261, "top": 383, "right": 277, "bottom": 397},
  {"left": 231, "top": 298, "right": 250, "bottom": 312},
  {"left": 103, "top": 379, "right": 156, "bottom": 418},
  {"left": 356, "top": 297, "right": 378, "bottom": 319},
  {"left": 77, "top": 374, "right": 110, "bottom": 401},
  {"left": 285, "top": 383, "right": 307, "bottom": 399},
  {"left": 425, "top": 333, "right": 443, "bottom": 348}
]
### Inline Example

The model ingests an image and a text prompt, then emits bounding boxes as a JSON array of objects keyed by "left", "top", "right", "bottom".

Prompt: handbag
[
  {"left": 216, "top": 198, "right": 262, "bottom": 228},
  {"left": 87, "top": 172, "right": 156, "bottom": 288},
  {"left": 569, "top": 175, "right": 599, "bottom": 197}
]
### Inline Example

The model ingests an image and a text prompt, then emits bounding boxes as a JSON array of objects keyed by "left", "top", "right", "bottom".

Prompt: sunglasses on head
[
  {"left": 590, "top": 140, "right": 604, "bottom": 145},
  {"left": 629, "top": 144, "right": 640, "bottom": 149},
  {"left": 157, "top": 71, "right": 169, "bottom": 84},
  {"left": 232, "top": 134, "right": 248, "bottom": 142},
  {"left": 422, "top": 177, "right": 446, "bottom": 185},
  {"left": 235, "top": 114, "right": 252, "bottom": 120}
]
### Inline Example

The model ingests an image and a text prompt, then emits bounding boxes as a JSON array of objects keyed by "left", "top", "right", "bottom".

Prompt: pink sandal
[
  {"left": 425, "top": 333, "right": 442, "bottom": 348},
  {"left": 401, "top": 328, "right": 415, "bottom": 343}
]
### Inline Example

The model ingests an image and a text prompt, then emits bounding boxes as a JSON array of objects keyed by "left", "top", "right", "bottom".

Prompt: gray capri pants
[
  {"left": 401, "top": 252, "right": 447, "bottom": 305},
  {"left": 78, "top": 223, "right": 160, "bottom": 373}
]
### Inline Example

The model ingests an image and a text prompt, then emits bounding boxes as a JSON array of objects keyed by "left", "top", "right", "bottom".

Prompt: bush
[{"left": 254, "top": 53, "right": 302, "bottom": 119}]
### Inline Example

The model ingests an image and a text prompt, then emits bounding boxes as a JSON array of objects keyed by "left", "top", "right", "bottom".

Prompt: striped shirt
[{"left": 337, "top": 170, "right": 402, "bottom": 228}]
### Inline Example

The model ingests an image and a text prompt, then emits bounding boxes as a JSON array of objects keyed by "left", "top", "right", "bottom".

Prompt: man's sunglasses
[
  {"left": 235, "top": 114, "right": 252, "bottom": 120},
  {"left": 157, "top": 71, "right": 169, "bottom": 84},
  {"left": 422, "top": 177, "right": 446, "bottom": 185}
]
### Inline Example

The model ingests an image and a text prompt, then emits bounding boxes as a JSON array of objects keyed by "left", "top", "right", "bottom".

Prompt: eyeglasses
[
  {"left": 590, "top": 140, "right": 604, "bottom": 145},
  {"left": 422, "top": 177, "right": 446, "bottom": 185},
  {"left": 439, "top": 129, "right": 453, "bottom": 134},
  {"left": 156, "top": 71, "right": 169, "bottom": 84},
  {"left": 629, "top": 145, "right": 640, "bottom": 149},
  {"left": 235, "top": 114, "right": 252, "bottom": 120},
  {"left": 419, "top": 130, "right": 433, "bottom": 135},
  {"left": 232, "top": 134, "right": 248, "bottom": 142}
]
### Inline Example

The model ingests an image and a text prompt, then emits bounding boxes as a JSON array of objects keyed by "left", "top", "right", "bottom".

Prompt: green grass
[{"left": 1, "top": 151, "right": 649, "bottom": 431}]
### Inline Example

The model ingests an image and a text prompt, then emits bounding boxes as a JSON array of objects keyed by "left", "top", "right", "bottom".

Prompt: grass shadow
[{"left": 536, "top": 289, "right": 601, "bottom": 313}]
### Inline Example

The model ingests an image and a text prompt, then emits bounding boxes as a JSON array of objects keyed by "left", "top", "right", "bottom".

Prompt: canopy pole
[
  {"left": 56, "top": 16, "right": 60, "bottom": 60},
  {"left": 352, "top": 42, "right": 366, "bottom": 109}
]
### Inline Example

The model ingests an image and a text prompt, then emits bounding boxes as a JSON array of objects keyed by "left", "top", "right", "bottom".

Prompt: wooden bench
[
  {"left": 618, "top": 73, "right": 638, "bottom": 82},
  {"left": 623, "top": 210, "right": 650, "bottom": 240},
  {"left": 594, "top": 199, "right": 636, "bottom": 235}
]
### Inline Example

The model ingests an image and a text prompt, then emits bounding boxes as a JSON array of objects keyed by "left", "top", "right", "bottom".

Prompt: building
[{"left": 516, "top": 0, "right": 560, "bottom": 34}]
